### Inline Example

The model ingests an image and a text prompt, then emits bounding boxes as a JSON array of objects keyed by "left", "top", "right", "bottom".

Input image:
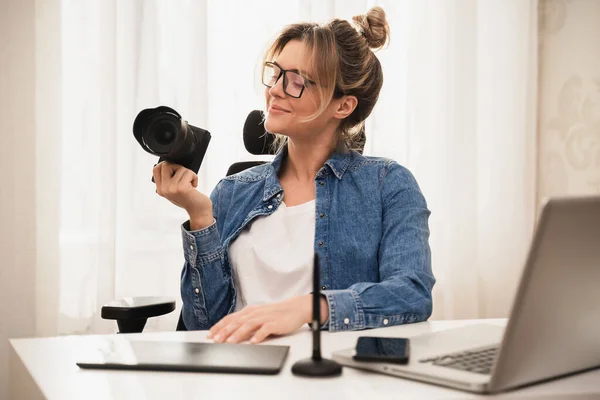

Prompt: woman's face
[{"left": 264, "top": 40, "right": 339, "bottom": 142}]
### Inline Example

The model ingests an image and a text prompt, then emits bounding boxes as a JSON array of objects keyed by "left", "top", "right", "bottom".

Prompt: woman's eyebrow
[{"left": 272, "top": 61, "right": 314, "bottom": 81}]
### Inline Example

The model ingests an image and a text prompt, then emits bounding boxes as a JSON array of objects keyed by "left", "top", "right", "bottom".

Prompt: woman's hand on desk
[{"left": 207, "top": 295, "right": 329, "bottom": 344}]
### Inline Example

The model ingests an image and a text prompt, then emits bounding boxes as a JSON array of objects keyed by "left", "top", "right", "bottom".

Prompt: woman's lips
[{"left": 269, "top": 105, "right": 290, "bottom": 114}]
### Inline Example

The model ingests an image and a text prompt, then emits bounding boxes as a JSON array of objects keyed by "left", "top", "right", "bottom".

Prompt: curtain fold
[{"left": 50, "top": 0, "right": 538, "bottom": 334}]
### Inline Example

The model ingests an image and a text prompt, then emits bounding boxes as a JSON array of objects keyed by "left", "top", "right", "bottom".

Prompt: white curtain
[{"left": 49, "top": 0, "right": 538, "bottom": 334}]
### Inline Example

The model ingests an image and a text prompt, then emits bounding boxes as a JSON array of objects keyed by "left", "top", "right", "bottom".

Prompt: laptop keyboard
[{"left": 419, "top": 346, "right": 499, "bottom": 375}]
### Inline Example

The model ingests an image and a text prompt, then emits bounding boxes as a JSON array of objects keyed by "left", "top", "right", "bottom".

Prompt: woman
[{"left": 153, "top": 6, "right": 435, "bottom": 344}]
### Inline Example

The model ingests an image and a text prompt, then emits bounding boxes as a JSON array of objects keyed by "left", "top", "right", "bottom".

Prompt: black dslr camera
[{"left": 133, "top": 106, "right": 211, "bottom": 179}]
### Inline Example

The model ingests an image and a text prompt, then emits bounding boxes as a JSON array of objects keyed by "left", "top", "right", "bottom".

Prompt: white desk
[{"left": 9, "top": 319, "right": 600, "bottom": 399}]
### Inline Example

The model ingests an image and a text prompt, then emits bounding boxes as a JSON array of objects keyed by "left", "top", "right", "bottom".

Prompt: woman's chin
[{"left": 265, "top": 119, "right": 287, "bottom": 135}]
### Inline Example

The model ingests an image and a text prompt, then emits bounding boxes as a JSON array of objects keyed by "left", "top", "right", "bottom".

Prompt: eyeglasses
[
  {"left": 262, "top": 61, "right": 346, "bottom": 99},
  {"left": 262, "top": 62, "right": 316, "bottom": 99}
]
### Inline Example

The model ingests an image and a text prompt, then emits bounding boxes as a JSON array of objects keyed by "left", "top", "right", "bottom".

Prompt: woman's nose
[{"left": 269, "top": 75, "right": 286, "bottom": 98}]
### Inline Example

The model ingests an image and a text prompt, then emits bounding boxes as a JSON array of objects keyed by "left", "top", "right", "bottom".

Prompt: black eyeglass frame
[{"left": 262, "top": 61, "right": 345, "bottom": 99}]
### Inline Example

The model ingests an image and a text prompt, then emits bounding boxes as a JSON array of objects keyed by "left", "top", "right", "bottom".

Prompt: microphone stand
[{"left": 291, "top": 254, "right": 342, "bottom": 377}]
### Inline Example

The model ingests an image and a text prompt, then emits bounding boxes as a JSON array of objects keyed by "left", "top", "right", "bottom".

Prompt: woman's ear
[{"left": 334, "top": 95, "right": 358, "bottom": 120}]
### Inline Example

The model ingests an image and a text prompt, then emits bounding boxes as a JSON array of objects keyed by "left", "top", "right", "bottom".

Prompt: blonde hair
[{"left": 262, "top": 6, "right": 390, "bottom": 153}]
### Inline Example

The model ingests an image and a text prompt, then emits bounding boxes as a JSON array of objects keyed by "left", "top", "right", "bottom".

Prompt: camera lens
[
  {"left": 133, "top": 108, "right": 182, "bottom": 156},
  {"left": 133, "top": 106, "right": 197, "bottom": 159},
  {"left": 154, "top": 123, "right": 177, "bottom": 146}
]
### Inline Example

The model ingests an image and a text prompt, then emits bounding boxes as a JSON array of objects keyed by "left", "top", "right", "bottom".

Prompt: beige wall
[
  {"left": 0, "top": 0, "right": 37, "bottom": 398},
  {"left": 538, "top": 0, "right": 600, "bottom": 202},
  {"left": 1, "top": 0, "right": 61, "bottom": 396}
]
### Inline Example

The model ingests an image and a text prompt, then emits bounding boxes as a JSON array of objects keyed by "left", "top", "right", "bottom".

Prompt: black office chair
[{"left": 102, "top": 121, "right": 365, "bottom": 333}]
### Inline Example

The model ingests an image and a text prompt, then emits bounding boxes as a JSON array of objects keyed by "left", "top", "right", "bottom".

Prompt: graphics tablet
[{"left": 76, "top": 339, "right": 289, "bottom": 375}]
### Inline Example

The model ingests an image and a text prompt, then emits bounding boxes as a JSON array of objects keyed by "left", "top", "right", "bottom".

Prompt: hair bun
[{"left": 352, "top": 6, "right": 390, "bottom": 50}]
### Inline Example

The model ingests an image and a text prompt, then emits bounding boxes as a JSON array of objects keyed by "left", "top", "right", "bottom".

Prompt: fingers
[
  {"left": 154, "top": 161, "right": 175, "bottom": 195},
  {"left": 212, "top": 320, "right": 244, "bottom": 343},
  {"left": 177, "top": 169, "right": 197, "bottom": 187},
  {"left": 154, "top": 162, "right": 198, "bottom": 197},
  {"left": 208, "top": 306, "right": 259, "bottom": 342},
  {"left": 226, "top": 319, "right": 263, "bottom": 343},
  {"left": 250, "top": 322, "right": 277, "bottom": 344},
  {"left": 169, "top": 166, "right": 188, "bottom": 189},
  {"left": 208, "top": 310, "right": 242, "bottom": 338},
  {"left": 153, "top": 163, "right": 162, "bottom": 188},
  {"left": 161, "top": 162, "right": 179, "bottom": 186},
  {"left": 208, "top": 312, "right": 244, "bottom": 340},
  {"left": 211, "top": 317, "right": 271, "bottom": 344},
  {"left": 207, "top": 315, "right": 235, "bottom": 340}
]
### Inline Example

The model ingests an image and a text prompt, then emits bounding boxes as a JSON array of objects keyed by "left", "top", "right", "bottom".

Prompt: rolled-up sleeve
[
  {"left": 321, "top": 162, "right": 435, "bottom": 332},
  {"left": 180, "top": 181, "right": 234, "bottom": 330},
  {"left": 181, "top": 220, "right": 221, "bottom": 266}
]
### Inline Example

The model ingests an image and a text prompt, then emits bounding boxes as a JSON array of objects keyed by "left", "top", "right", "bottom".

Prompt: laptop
[{"left": 332, "top": 195, "right": 600, "bottom": 393}]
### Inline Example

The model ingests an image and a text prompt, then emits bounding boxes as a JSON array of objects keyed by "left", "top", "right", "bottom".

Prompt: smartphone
[{"left": 353, "top": 336, "right": 410, "bottom": 364}]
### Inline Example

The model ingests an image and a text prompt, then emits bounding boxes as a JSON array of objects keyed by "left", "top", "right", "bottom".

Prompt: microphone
[
  {"left": 243, "top": 110, "right": 276, "bottom": 155},
  {"left": 291, "top": 254, "right": 342, "bottom": 377}
]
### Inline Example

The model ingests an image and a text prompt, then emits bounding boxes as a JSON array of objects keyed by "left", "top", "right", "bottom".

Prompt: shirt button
[
  {"left": 318, "top": 241, "right": 324, "bottom": 247},
  {"left": 321, "top": 285, "right": 327, "bottom": 290},
  {"left": 194, "top": 288, "right": 200, "bottom": 294},
  {"left": 344, "top": 318, "right": 350, "bottom": 325},
  {"left": 268, "top": 205, "right": 273, "bottom": 209},
  {"left": 319, "top": 213, "right": 325, "bottom": 218},
  {"left": 189, "top": 245, "right": 194, "bottom": 250},
  {"left": 318, "top": 181, "right": 325, "bottom": 186},
  {"left": 383, "top": 318, "right": 389, "bottom": 326}
]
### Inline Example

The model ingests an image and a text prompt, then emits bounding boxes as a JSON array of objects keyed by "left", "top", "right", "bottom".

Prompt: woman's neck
[{"left": 282, "top": 138, "right": 336, "bottom": 184}]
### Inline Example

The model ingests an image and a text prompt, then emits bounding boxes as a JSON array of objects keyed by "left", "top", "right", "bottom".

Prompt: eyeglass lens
[{"left": 263, "top": 63, "right": 305, "bottom": 98}]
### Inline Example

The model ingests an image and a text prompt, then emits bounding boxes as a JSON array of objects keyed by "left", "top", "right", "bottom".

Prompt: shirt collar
[
  {"left": 263, "top": 144, "right": 353, "bottom": 201},
  {"left": 263, "top": 147, "right": 286, "bottom": 202},
  {"left": 323, "top": 146, "right": 352, "bottom": 180}
]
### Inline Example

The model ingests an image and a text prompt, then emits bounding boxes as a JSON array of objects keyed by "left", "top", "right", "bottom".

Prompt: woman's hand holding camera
[{"left": 153, "top": 162, "right": 214, "bottom": 230}]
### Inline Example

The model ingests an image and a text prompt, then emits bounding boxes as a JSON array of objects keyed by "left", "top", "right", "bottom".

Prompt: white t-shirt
[{"left": 229, "top": 200, "right": 316, "bottom": 312}]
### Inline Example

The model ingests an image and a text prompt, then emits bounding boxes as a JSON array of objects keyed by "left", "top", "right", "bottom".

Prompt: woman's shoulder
[
  {"left": 210, "top": 162, "right": 273, "bottom": 215},
  {"left": 222, "top": 161, "right": 273, "bottom": 183},
  {"left": 346, "top": 153, "right": 424, "bottom": 201},
  {"left": 347, "top": 152, "right": 416, "bottom": 182},
  {"left": 344, "top": 152, "right": 427, "bottom": 207}
]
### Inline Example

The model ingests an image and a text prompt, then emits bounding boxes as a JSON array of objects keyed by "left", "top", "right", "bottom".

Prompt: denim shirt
[{"left": 180, "top": 146, "right": 435, "bottom": 332}]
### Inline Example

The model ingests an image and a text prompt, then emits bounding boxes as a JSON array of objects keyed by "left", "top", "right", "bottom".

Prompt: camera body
[{"left": 133, "top": 106, "right": 211, "bottom": 177}]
